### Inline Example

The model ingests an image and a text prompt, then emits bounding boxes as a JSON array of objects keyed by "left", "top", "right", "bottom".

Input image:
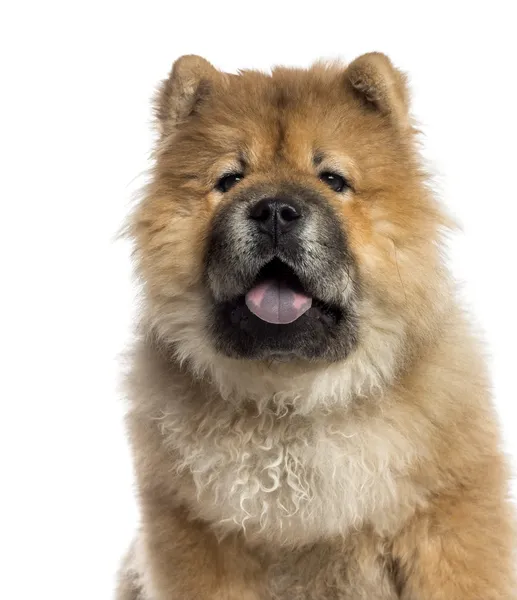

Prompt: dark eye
[
  {"left": 319, "top": 172, "right": 349, "bottom": 193},
  {"left": 216, "top": 173, "right": 244, "bottom": 193}
]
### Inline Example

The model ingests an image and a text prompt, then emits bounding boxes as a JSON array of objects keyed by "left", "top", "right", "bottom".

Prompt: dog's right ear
[{"left": 154, "top": 55, "right": 219, "bottom": 137}]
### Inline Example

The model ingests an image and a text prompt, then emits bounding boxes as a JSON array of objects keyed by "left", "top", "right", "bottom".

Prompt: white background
[{"left": 1, "top": 2, "right": 515, "bottom": 598}]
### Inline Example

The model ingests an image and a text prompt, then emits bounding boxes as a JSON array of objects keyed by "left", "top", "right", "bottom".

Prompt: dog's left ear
[
  {"left": 154, "top": 55, "right": 220, "bottom": 137},
  {"left": 346, "top": 52, "right": 410, "bottom": 130}
]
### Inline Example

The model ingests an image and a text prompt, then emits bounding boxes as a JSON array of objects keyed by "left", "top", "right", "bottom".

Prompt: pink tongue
[{"left": 245, "top": 279, "right": 312, "bottom": 324}]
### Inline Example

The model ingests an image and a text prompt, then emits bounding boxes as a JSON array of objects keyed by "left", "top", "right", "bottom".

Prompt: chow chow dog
[{"left": 116, "top": 53, "right": 516, "bottom": 599}]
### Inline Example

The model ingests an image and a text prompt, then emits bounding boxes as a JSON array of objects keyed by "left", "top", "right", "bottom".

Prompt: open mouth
[{"left": 243, "top": 259, "right": 341, "bottom": 327}]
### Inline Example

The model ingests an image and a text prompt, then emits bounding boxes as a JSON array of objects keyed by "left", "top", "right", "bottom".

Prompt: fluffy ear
[
  {"left": 346, "top": 52, "right": 410, "bottom": 130},
  {"left": 154, "top": 55, "right": 218, "bottom": 136}
]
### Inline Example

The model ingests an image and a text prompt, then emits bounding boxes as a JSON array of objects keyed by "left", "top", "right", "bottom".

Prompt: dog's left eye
[
  {"left": 319, "top": 172, "right": 349, "bottom": 193},
  {"left": 216, "top": 173, "right": 244, "bottom": 193}
]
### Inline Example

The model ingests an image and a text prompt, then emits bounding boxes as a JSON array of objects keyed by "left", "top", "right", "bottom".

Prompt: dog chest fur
[{"left": 147, "top": 379, "right": 427, "bottom": 547}]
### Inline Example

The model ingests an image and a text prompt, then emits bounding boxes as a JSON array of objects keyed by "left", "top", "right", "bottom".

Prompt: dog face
[{"left": 131, "top": 54, "right": 450, "bottom": 380}]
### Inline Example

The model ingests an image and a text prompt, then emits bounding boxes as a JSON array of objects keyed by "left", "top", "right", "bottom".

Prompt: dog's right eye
[{"left": 216, "top": 173, "right": 244, "bottom": 193}]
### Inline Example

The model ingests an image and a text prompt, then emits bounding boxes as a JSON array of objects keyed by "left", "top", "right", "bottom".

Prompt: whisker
[{"left": 389, "top": 238, "right": 407, "bottom": 305}]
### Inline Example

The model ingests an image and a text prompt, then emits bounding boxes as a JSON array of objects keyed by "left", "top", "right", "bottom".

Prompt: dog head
[{"left": 129, "top": 54, "right": 452, "bottom": 402}]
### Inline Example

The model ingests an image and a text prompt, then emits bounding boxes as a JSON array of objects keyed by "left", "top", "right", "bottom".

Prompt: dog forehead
[{"left": 202, "top": 77, "right": 344, "bottom": 168}]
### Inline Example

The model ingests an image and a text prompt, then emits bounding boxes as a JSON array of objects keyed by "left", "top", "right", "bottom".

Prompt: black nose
[{"left": 249, "top": 197, "right": 302, "bottom": 239}]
